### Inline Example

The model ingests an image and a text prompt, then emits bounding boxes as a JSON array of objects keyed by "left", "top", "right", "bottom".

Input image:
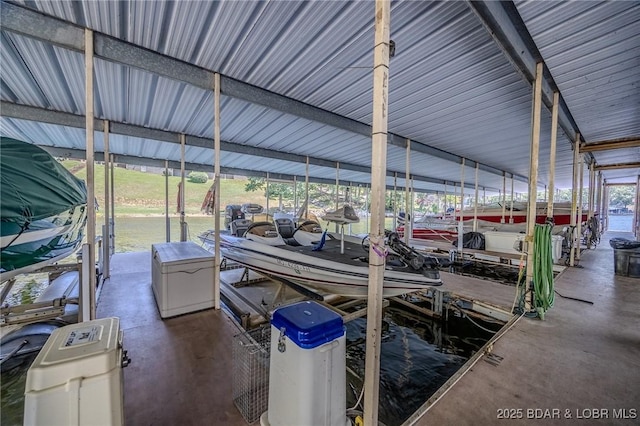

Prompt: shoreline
[{"left": 97, "top": 213, "right": 216, "bottom": 218}]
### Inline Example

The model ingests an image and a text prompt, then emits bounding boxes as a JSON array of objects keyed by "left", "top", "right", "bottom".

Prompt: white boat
[
  {"left": 398, "top": 201, "right": 586, "bottom": 242},
  {"left": 200, "top": 220, "right": 442, "bottom": 298}
]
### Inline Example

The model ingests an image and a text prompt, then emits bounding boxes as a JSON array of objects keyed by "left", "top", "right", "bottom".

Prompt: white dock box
[
  {"left": 484, "top": 231, "right": 522, "bottom": 255},
  {"left": 485, "top": 231, "right": 564, "bottom": 263},
  {"left": 24, "top": 317, "right": 126, "bottom": 426},
  {"left": 516, "top": 234, "right": 564, "bottom": 263},
  {"left": 151, "top": 242, "right": 215, "bottom": 318},
  {"left": 261, "top": 301, "right": 348, "bottom": 426}
]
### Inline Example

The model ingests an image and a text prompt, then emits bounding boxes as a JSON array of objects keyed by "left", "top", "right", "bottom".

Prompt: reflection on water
[
  {"left": 345, "top": 306, "right": 501, "bottom": 426},
  {"left": 1, "top": 353, "right": 38, "bottom": 426},
  {"left": 1, "top": 273, "right": 49, "bottom": 306},
  {"left": 446, "top": 262, "right": 522, "bottom": 285}
]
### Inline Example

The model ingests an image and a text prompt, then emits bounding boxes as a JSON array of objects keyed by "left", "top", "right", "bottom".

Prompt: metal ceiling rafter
[
  {"left": 607, "top": 182, "right": 639, "bottom": 186},
  {"left": 580, "top": 137, "right": 640, "bottom": 153},
  {"left": 594, "top": 162, "right": 640, "bottom": 172},
  {"left": 40, "top": 145, "right": 442, "bottom": 193},
  {"left": 0, "top": 1, "right": 527, "bottom": 184},
  {"left": 41, "top": 146, "right": 344, "bottom": 184},
  {"left": 467, "top": 0, "right": 594, "bottom": 166},
  {"left": 1, "top": 100, "right": 498, "bottom": 192}
]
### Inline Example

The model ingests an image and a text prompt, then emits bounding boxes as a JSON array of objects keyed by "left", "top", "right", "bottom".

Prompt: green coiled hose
[
  {"left": 533, "top": 223, "right": 555, "bottom": 318},
  {"left": 514, "top": 223, "right": 555, "bottom": 319}
]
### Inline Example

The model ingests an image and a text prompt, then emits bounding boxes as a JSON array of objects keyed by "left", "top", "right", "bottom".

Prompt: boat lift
[
  {"left": 0, "top": 264, "right": 80, "bottom": 327},
  {"left": 218, "top": 259, "right": 389, "bottom": 330}
]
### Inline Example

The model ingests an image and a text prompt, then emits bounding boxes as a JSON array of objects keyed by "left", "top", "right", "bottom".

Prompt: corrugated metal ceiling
[
  {"left": 516, "top": 0, "right": 640, "bottom": 185},
  {"left": 1, "top": 0, "right": 638, "bottom": 193}
]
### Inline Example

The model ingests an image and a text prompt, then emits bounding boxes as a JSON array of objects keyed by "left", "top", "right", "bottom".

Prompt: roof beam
[
  {"left": 0, "top": 1, "right": 523, "bottom": 184},
  {"left": 2, "top": 101, "right": 497, "bottom": 192},
  {"left": 595, "top": 162, "right": 640, "bottom": 171},
  {"left": 0, "top": 0, "right": 84, "bottom": 50},
  {"left": 41, "top": 146, "right": 451, "bottom": 193},
  {"left": 467, "top": 1, "right": 584, "bottom": 150},
  {"left": 0, "top": 101, "right": 360, "bottom": 171},
  {"left": 580, "top": 137, "right": 640, "bottom": 153},
  {"left": 95, "top": 35, "right": 214, "bottom": 90},
  {"left": 41, "top": 146, "right": 355, "bottom": 187},
  {"left": 606, "top": 182, "right": 638, "bottom": 187}
]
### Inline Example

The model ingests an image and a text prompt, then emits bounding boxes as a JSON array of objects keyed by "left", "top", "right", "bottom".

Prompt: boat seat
[
  {"left": 275, "top": 218, "right": 296, "bottom": 239},
  {"left": 294, "top": 220, "right": 323, "bottom": 234},
  {"left": 231, "top": 219, "right": 252, "bottom": 237},
  {"left": 291, "top": 220, "right": 325, "bottom": 246},
  {"left": 246, "top": 221, "right": 279, "bottom": 238}
]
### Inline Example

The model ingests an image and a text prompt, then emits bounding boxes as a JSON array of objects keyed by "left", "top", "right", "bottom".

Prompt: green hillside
[{"left": 63, "top": 160, "right": 268, "bottom": 216}]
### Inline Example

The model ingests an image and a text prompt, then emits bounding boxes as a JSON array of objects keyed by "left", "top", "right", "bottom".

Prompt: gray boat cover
[{"left": 1, "top": 137, "right": 87, "bottom": 224}]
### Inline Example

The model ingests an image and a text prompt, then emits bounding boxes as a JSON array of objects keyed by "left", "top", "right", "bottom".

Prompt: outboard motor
[
  {"left": 386, "top": 231, "right": 441, "bottom": 280},
  {"left": 225, "top": 205, "right": 245, "bottom": 229}
]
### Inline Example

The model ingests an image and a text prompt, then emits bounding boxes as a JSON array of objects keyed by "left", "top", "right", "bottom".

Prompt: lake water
[
  {"left": 607, "top": 214, "right": 632, "bottom": 232},
  {"left": 1, "top": 353, "right": 38, "bottom": 425},
  {"left": 345, "top": 305, "right": 500, "bottom": 425}
]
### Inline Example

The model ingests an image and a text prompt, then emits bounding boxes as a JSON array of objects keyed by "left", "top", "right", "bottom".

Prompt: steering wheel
[{"left": 361, "top": 235, "right": 370, "bottom": 252}]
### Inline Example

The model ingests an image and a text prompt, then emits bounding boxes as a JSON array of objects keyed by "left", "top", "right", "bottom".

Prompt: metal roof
[
  {"left": 1, "top": 0, "right": 639, "bottom": 193},
  {"left": 515, "top": 0, "right": 640, "bottom": 185}
]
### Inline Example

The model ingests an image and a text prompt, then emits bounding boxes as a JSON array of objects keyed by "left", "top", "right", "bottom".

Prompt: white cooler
[
  {"left": 23, "top": 317, "right": 128, "bottom": 426},
  {"left": 151, "top": 242, "right": 215, "bottom": 318}
]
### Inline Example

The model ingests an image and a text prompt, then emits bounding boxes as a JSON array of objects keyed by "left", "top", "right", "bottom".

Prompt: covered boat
[
  {"left": 200, "top": 220, "right": 442, "bottom": 298},
  {"left": 0, "top": 138, "right": 88, "bottom": 281}
]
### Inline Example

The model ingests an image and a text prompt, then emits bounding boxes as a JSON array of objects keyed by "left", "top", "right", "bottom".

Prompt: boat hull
[
  {"left": 1, "top": 205, "right": 87, "bottom": 282},
  {"left": 217, "top": 234, "right": 441, "bottom": 298},
  {"left": 398, "top": 212, "right": 588, "bottom": 241}
]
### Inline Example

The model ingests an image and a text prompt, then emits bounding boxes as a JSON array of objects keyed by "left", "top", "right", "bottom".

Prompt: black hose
[{"left": 554, "top": 289, "right": 594, "bottom": 305}]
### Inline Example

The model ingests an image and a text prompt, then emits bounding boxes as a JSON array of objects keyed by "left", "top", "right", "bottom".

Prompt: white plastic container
[
  {"left": 514, "top": 234, "right": 564, "bottom": 263},
  {"left": 151, "top": 242, "right": 215, "bottom": 318},
  {"left": 551, "top": 235, "right": 564, "bottom": 263},
  {"left": 484, "top": 231, "right": 522, "bottom": 255},
  {"left": 23, "top": 317, "right": 126, "bottom": 426},
  {"left": 261, "top": 301, "right": 348, "bottom": 426}
]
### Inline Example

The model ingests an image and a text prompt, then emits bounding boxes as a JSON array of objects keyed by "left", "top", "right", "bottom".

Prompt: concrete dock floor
[
  {"left": 415, "top": 231, "right": 640, "bottom": 425},
  {"left": 97, "top": 231, "right": 639, "bottom": 425}
]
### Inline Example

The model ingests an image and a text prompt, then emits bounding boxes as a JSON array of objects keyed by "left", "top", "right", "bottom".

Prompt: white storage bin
[
  {"left": 484, "top": 231, "right": 522, "bottom": 255},
  {"left": 24, "top": 317, "right": 127, "bottom": 426},
  {"left": 151, "top": 242, "right": 215, "bottom": 318}
]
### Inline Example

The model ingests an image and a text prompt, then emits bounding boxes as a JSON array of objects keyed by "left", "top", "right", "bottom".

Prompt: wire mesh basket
[{"left": 232, "top": 326, "right": 271, "bottom": 424}]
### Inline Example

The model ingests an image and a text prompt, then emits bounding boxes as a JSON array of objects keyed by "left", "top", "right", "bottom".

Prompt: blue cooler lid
[{"left": 271, "top": 301, "right": 344, "bottom": 349}]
